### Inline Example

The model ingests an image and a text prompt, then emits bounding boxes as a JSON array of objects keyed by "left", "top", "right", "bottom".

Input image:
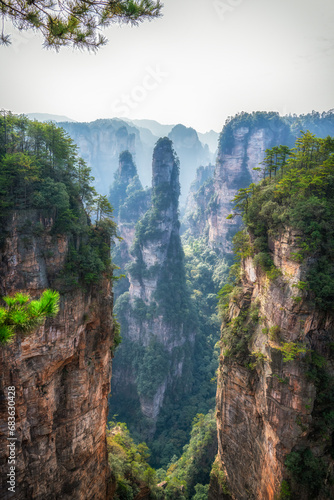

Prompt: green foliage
[
  {"left": 217, "top": 236, "right": 256, "bottom": 363},
  {"left": 108, "top": 151, "right": 147, "bottom": 222},
  {"left": 0, "top": 114, "right": 96, "bottom": 216},
  {"left": 232, "top": 230, "right": 253, "bottom": 259},
  {"left": 252, "top": 250, "right": 281, "bottom": 281},
  {"left": 0, "top": 0, "right": 162, "bottom": 50},
  {"left": 112, "top": 315, "right": 122, "bottom": 353},
  {"left": 155, "top": 234, "right": 195, "bottom": 326},
  {"left": 210, "top": 460, "right": 230, "bottom": 495},
  {"left": 221, "top": 309, "right": 252, "bottom": 362},
  {"left": 136, "top": 339, "right": 169, "bottom": 398},
  {"left": 107, "top": 421, "right": 160, "bottom": 500},
  {"left": 0, "top": 113, "right": 117, "bottom": 286},
  {"left": 191, "top": 484, "right": 209, "bottom": 500},
  {"left": 305, "top": 351, "right": 334, "bottom": 445},
  {"left": 107, "top": 414, "right": 215, "bottom": 500},
  {"left": 0, "top": 290, "right": 59, "bottom": 344},
  {"left": 292, "top": 281, "right": 308, "bottom": 291},
  {"left": 249, "top": 303, "right": 260, "bottom": 322},
  {"left": 112, "top": 236, "right": 222, "bottom": 469},
  {"left": 269, "top": 325, "right": 280, "bottom": 341},
  {"left": 275, "top": 342, "right": 307, "bottom": 362},
  {"left": 278, "top": 480, "right": 291, "bottom": 500},
  {"left": 165, "top": 411, "right": 217, "bottom": 498},
  {"left": 230, "top": 131, "right": 334, "bottom": 309},
  {"left": 249, "top": 350, "right": 268, "bottom": 370},
  {"left": 285, "top": 448, "right": 327, "bottom": 496},
  {"left": 219, "top": 112, "right": 289, "bottom": 155}
]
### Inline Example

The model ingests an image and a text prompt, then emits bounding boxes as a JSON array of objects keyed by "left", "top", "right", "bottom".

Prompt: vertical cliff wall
[
  {"left": 184, "top": 111, "right": 334, "bottom": 256},
  {"left": 209, "top": 231, "right": 334, "bottom": 500},
  {"left": 111, "top": 138, "right": 195, "bottom": 437},
  {"left": 183, "top": 113, "right": 290, "bottom": 251},
  {"left": 0, "top": 211, "right": 115, "bottom": 499},
  {"left": 60, "top": 120, "right": 141, "bottom": 194},
  {"left": 108, "top": 151, "right": 151, "bottom": 298},
  {"left": 167, "top": 124, "right": 213, "bottom": 205}
]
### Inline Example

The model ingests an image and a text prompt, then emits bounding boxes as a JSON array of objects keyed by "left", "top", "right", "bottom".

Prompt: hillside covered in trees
[{"left": 0, "top": 112, "right": 117, "bottom": 287}]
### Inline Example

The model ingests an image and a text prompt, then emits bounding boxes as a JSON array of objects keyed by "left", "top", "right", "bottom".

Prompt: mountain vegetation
[
  {"left": 107, "top": 411, "right": 216, "bottom": 500},
  {"left": 229, "top": 131, "right": 334, "bottom": 310},
  {"left": 0, "top": 112, "right": 117, "bottom": 286},
  {"left": 109, "top": 138, "right": 221, "bottom": 471}
]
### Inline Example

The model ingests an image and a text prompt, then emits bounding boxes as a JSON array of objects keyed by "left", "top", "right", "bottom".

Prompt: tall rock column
[
  {"left": 183, "top": 113, "right": 290, "bottom": 252},
  {"left": 111, "top": 138, "right": 195, "bottom": 436},
  {"left": 108, "top": 151, "right": 150, "bottom": 298}
]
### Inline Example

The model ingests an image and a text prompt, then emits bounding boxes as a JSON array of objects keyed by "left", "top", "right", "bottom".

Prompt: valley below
[{"left": 0, "top": 109, "right": 334, "bottom": 500}]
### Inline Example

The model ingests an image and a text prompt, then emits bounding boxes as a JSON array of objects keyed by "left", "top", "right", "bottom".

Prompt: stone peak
[
  {"left": 152, "top": 137, "right": 180, "bottom": 193},
  {"left": 118, "top": 150, "right": 137, "bottom": 183}
]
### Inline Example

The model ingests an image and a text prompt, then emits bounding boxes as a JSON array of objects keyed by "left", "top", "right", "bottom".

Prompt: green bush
[
  {"left": 285, "top": 448, "right": 327, "bottom": 496},
  {"left": 0, "top": 290, "right": 59, "bottom": 344},
  {"left": 269, "top": 325, "right": 280, "bottom": 341},
  {"left": 275, "top": 342, "right": 307, "bottom": 362},
  {"left": 279, "top": 480, "right": 291, "bottom": 499}
]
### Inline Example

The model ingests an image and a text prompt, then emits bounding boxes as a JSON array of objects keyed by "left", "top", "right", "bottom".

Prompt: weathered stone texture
[
  {"left": 0, "top": 212, "right": 114, "bottom": 499},
  {"left": 211, "top": 231, "right": 334, "bottom": 499}
]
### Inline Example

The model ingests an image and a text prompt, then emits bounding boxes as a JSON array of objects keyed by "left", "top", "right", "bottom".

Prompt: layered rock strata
[
  {"left": 0, "top": 211, "right": 115, "bottom": 500},
  {"left": 184, "top": 114, "right": 289, "bottom": 251},
  {"left": 210, "top": 230, "right": 334, "bottom": 499}
]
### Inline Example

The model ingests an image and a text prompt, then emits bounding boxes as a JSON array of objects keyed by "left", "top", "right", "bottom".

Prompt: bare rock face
[
  {"left": 208, "top": 123, "right": 289, "bottom": 252},
  {"left": 0, "top": 212, "right": 115, "bottom": 500},
  {"left": 167, "top": 124, "right": 213, "bottom": 205},
  {"left": 210, "top": 230, "right": 334, "bottom": 499},
  {"left": 60, "top": 120, "right": 138, "bottom": 195},
  {"left": 182, "top": 164, "right": 215, "bottom": 237}
]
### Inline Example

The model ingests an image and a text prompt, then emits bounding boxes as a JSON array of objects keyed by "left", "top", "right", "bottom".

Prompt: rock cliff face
[
  {"left": 209, "top": 229, "right": 334, "bottom": 500},
  {"left": 168, "top": 124, "right": 213, "bottom": 205},
  {"left": 184, "top": 111, "right": 334, "bottom": 253},
  {"left": 184, "top": 114, "right": 290, "bottom": 251},
  {"left": 207, "top": 124, "right": 287, "bottom": 252},
  {"left": 0, "top": 211, "right": 115, "bottom": 499},
  {"left": 111, "top": 138, "right": 194, "bottom": 433},
  {"left": 108, "top": 151, "right": 151, "bottom": 298},
  {"left": 182, "top": 164, "right": 215, "bottom": 238},
  {"left": 60, "top": 120, "right": 142, "bottom": 194}
]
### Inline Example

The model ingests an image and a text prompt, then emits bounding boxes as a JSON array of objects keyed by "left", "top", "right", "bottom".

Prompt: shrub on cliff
[{"left": 0, "top": 290, "right": 60, "bottom": 344}]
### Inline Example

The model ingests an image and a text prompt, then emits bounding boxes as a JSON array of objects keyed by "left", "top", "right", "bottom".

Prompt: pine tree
[
  {"left": 0, "top": 290, "right": 60, "bottom": 344},
  {"left": 0, "top": 0, "right": 162, "bottom": 50}
]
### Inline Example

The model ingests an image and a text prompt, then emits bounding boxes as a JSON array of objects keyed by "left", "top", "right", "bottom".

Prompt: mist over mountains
[{"left": 26, "top": 113, "right": 219, "bottom": 204}]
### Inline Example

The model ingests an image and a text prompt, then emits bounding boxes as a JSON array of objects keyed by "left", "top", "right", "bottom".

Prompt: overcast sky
[{"left": 1, "top": 0, "right": 333, "bottom": 132}]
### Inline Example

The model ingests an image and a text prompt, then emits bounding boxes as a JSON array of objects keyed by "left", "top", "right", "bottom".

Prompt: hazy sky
[{"left": 1, "top": 0, "right": 333, "bottom": 132}]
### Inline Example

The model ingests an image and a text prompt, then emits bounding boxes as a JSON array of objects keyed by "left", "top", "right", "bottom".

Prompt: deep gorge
[{"left": 0, "top": 110, "right": 334, "bottom": 499}]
